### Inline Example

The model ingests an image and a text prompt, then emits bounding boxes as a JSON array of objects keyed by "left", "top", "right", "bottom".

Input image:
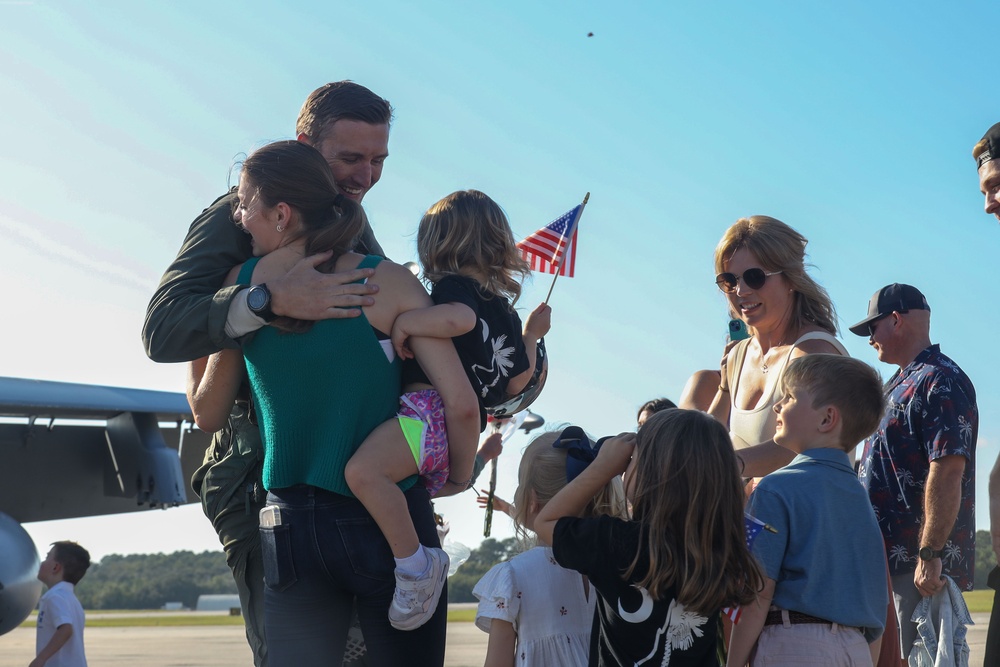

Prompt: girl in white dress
[{"left": 473, "top": 429, "right": 627, "bottom": 666}]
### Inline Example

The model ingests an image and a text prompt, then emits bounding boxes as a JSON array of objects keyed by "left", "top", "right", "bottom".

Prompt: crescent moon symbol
[{"left": 617, "top": 586, "right": 654, "bottom": 624}]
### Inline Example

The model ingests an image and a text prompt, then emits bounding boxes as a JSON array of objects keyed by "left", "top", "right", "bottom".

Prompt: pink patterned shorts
[{"left": 396, "top": 389, "right": 450, "bottom": 496}]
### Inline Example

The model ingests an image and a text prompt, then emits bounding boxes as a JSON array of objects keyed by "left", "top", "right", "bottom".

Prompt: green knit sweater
[{"left": 238, "top": 256, "right": 406, "bottom": 495}]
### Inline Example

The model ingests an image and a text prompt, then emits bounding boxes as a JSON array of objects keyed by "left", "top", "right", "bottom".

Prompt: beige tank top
[{"left": 727, "top": 331, "right": 848, "bottom": 450}]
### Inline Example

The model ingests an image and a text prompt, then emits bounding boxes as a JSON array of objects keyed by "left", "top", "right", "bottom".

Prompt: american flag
[
  {"left": 517, "top": 204, "right": 581, "bottom": 277},
  {"left": 722, "top": 514, "right": 769, "bottom": 624}
]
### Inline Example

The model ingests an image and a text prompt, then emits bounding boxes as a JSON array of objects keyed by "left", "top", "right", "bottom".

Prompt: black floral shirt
[{"left": 431, "top": 275, "right": 528, "bottom": 427}]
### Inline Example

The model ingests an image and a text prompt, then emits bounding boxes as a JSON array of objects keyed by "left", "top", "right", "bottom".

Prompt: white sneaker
[{"left": 388, "top": 546, "right": 449, "bottom": 631}]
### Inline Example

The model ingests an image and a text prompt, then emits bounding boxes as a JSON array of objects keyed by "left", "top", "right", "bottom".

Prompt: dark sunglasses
[
  {"left": 867, "top": 314, "right": 890, "bottom": 337},
  {"left": 715, "top": 268, "right": 782, "bottom": 293}
]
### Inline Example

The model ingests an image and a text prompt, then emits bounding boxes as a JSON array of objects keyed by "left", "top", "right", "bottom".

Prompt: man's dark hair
[
  {"left": 296, "top": 81, "right": 393, "bottom": 144},
  {"left": 51, "top": 541, "right": 91, "bottom": 585}
]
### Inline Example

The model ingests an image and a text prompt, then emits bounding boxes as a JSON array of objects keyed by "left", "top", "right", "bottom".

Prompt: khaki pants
[{"left": 753, "top": 612, "right": 872, "bottom": 667}]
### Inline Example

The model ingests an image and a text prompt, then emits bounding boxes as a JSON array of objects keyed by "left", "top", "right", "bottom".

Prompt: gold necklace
[{"left": 760, "top": 341, "right": 787, "bottom": 374}]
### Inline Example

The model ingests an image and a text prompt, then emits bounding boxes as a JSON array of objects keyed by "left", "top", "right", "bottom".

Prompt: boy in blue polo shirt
[{"left": 727, "top": 355, "right": 888, "bottom": 667}]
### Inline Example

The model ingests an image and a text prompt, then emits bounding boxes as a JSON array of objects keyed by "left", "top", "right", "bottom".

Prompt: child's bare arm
[
  {"left": 726, "top": 577, "right": 775, "bottom": 667},
  {"left": 408, "top": 335, "right": 480, "bottom": 495},
  {"left": 477, "top": 491, "right": 512, "bottom": 517},
  {"left": 30, "top": 623, "right": 74, "bottom": 667},
  {"left": 391, "top": 303, "right": 477, "bottom": 359},
  {"left": 483, "top": 619, "right": 517, "bottom": 667},
  {"left": 534, "top": 432, "right": 634, "bottom": 544},
  {"left": 507, "top": 303, "right": 551, "bottom": 396}
]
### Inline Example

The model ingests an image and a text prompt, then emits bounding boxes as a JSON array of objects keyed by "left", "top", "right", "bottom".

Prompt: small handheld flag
[
  {"left": 518, "top": 194, "right": 589, "bottom": 303},
  {"left": 517, "top": 197, "right": 587, "bottom": 278},
  {"left": 722, "top": 514, "right": 773, "bottom": 624}
]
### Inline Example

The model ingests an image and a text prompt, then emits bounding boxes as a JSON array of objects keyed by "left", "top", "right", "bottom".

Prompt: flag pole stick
[
  {"left": 483, "top": 418, "right": 504, "bottom": 537},
  {"left": 544, "top": 192, "right": 589, "bottom": 304}
]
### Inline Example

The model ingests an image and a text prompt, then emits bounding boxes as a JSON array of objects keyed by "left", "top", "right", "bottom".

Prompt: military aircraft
[{"left": 0, "top": 375, "right": 211, "bottom": 635}]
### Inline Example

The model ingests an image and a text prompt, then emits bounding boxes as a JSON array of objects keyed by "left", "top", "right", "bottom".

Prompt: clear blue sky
[{"left": 2, "top": 0, "right": 998, "bottom": 560}]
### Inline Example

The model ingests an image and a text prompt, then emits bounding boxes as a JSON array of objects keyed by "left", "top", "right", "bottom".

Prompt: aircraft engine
[{"left": 0, "top": 512, "right": 41, "bottom": 635}]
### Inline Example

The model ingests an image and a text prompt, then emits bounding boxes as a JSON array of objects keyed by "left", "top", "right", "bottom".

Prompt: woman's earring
[{"left": 276, "top": 224, "right": 284, "bottom": 233}]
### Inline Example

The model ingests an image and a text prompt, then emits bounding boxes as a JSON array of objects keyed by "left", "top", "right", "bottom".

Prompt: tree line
[
  {"left": 74, "top": 550, "right": 236, "bottom": 609},
  {"left": 67, "top": 530, "right": 999, "bottom": 609}
]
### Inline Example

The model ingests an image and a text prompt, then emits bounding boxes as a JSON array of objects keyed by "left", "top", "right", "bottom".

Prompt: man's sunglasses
[
  {"left": 867, "top": 314, "right": 891, "bottom": 337},
  {"left": 715, "top": 268, "right": 783, "bottom": 293}
]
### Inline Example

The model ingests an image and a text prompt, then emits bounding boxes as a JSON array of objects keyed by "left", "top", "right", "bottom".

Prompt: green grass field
[
  {"left": 963, "top": 589, "right": 993, "bottom": 613},
  {"left": 19, "top": 593, "right": 994, "bottom": 628}
]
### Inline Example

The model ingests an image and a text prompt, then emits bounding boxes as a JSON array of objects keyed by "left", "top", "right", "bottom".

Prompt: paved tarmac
[
  {"left": 0, "top": 611, "right": 990, "bottom": 666},
  {"left": 0, "top": 616, "right": 490, "bottom": 667}
]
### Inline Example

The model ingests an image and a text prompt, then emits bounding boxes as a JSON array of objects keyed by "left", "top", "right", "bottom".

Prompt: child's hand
[
  {"left": 477, "top": 432, "right": 503, "bottom": 463},
  {"left": 390, "top": 320, "right": 415, "bottom": 360},
  {"left": 524, "top": 303, "right": 552, "bottom": 341},
  {"left": 477, "top": 490, "right": 512, "bottom": 516},
  {"left": 596, "top": 432, "right": 637, "bottom": 475}
]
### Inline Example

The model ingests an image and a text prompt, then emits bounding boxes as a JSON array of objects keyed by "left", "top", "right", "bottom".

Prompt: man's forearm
[
  {"left": 920, "top": 455, "right": 966, "bottom": 548},
  {"left": 143, "top": 191, "right": 252, "bottom": 362}
]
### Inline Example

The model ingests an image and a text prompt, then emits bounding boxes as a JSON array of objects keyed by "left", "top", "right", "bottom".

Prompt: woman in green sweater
[{"left": 186, "top": 140, "right": 478, "bottom": 667}]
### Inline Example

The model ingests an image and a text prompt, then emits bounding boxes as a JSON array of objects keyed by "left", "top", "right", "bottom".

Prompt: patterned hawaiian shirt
[{"left": 858, "top": 345, "right": 978, "bottom": 590}]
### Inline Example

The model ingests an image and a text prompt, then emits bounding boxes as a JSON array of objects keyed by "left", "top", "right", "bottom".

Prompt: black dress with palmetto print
[{"left": 430, "top": 274, "right": 529, "bottom": 427}]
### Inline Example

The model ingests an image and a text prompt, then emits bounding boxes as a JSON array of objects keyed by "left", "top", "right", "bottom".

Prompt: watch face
[{"left": 247, "top": 286, "right": 268, "bottom": 311}]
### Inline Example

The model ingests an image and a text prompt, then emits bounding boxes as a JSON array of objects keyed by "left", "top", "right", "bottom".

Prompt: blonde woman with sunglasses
[{"left": 705, "top": 216, "right": 847, "bottom": 480}]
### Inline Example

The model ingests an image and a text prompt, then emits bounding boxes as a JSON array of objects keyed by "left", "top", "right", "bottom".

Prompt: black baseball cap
[
  {"left": 977, "top": 122, "right": 1000, "bottom": 169},
  {"left": 849, "top": 283, "right": 930, "bottom": 337}
]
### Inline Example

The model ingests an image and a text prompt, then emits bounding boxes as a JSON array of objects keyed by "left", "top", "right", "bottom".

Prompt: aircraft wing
[
  {"left": 0, "top": 376, "right": 198, "bottom": 420},
  {"left": 0, "top": 376, "right": 212, "bottom": 523}
]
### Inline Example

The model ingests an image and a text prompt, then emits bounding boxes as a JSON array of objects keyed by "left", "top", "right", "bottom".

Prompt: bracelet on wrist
[{"left": 448, "top": 476, "right": 472, "bottom": 489}]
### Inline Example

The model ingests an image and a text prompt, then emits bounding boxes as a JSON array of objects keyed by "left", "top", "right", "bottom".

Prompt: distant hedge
[{"left": 74, "top": 550, "right": 235, "bottom": 609}]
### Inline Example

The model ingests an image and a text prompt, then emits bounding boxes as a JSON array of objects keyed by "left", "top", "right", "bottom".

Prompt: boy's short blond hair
[{"left": 781, "top": 354, "right": 885, "bottom": 450}]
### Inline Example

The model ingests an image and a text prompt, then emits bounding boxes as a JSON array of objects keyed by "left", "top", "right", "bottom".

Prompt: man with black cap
[
  {"left": 974, "top": 122, "right": 1000, "bottom": 223},
  {"left": 850, "top": 283, "right": 978, "bottom": 660}
]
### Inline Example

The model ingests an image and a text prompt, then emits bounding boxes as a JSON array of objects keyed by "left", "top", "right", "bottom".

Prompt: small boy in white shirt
[{"left": 33, "top": 541, "right": 90, "bottom": 667}]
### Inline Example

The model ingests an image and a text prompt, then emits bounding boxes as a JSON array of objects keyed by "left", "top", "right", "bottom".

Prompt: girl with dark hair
[{"left": 535, "top": 409, "right": 764, "bottom": 666}]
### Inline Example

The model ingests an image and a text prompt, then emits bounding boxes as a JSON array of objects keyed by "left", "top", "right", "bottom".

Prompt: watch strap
[
  {"left": 918, "top": 546, "right": 944, "bottom": 560},
  {"left": 248, "top": 284, "right": 278, "bottom": 323}
]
